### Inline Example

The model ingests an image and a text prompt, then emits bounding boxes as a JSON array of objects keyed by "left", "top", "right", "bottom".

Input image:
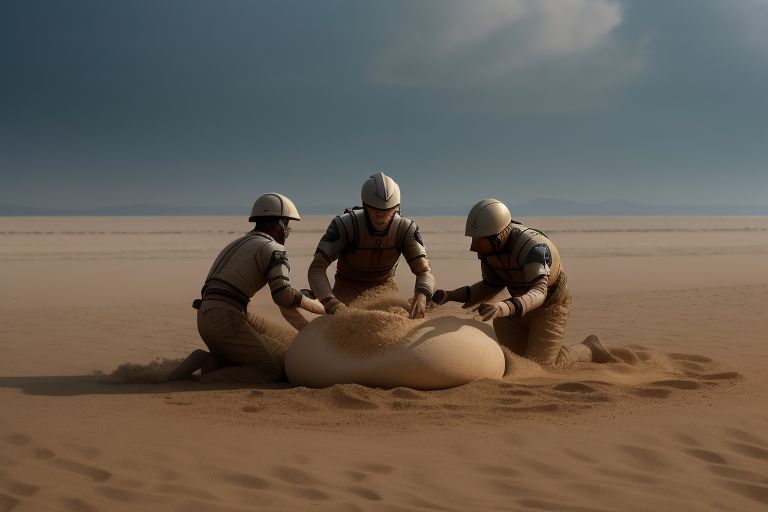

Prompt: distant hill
[{"left": 1, "top": 200, "right": 766, "bottom": 216}]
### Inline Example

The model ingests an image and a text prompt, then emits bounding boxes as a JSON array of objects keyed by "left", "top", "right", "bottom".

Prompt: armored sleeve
[
  {"left": 505, "top": 275, "right": 548, "bottom": 317},
  {"left": 262, "top": 247, "right": 303, "bottom": 308},
  {"left": 401, "top": 222, "right": 435, "bottom": 297},
  {"left": 307, "top": 216, "right": 348, "bottom": 300}
]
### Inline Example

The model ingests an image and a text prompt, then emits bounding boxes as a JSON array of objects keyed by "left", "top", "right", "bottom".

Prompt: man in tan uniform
[
  {"left": 168, "top": 193, "right": 325, "bottom": 383},
  {"left": 432, "top": 199, "right": 614, "bottom": 368},
  {"left": 308, "top": 172, "right": 435, "bottom": 319}
]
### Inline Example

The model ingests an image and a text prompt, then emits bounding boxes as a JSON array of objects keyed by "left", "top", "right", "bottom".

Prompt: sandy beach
[{"left": 1, "top": 215, "right": 767, "bottom": 511}]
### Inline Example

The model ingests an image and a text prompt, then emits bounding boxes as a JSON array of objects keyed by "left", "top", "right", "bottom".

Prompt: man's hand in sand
[
  {"left": 321, "top": 297, "right": 347, "bottom": 315},
  {"left": 409, "top": 293, "right": 428, "bottom": 319},
  {"left": 475, "top": 301, "right": 514, "bottom": 322}
]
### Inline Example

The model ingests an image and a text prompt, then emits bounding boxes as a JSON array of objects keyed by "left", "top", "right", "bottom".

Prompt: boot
[{"left": 582, "top": 335, "right": 617, "bottom": 363}]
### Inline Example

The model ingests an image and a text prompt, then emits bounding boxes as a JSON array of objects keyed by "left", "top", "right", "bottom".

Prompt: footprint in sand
[
  {"left": 60, "top": 497, "right": 100, "bottom": 512},
  {"left": 729, "top": 442, "right": 768, "bottom": 460},
  {"left": 683, "top": 448, "right": 728, "bottom": 464},
  {"left": 204, "top": 467, "right": 271, "bottom": 490},
  {"left": 724, "top": 428, "right": 767, "bottom": 447},
  {"left": 715, "top": 480, "right": 768, "bottom": 505},
  {"left": 708, "top": 465, "right": 768, "bottom": 485},
  {"left": 701, "top": 372, "right": 741, "bottom": 381},
  {"left": 32, "top": 448, "right": 55, "bottom": 459},
  {"left": 0, "top": 494, "right": 20, "bottom": 512},
  {"left": 0, "top": 478, "right": 39, "bottom": 498},
  {"left": 345, "top": 486, "right": 382, "bottom": 501},
  {"left": 649, "top": 379, "right": 701, "bottom": 390},
  {"left": 52, "top": 458, "right": 113, "bottom": 482},
  {"left": 270, "top": 465, "right": 320, "bottom": 485},
  {"left": 343, "top": 470, "right": 368, "bottom": 482}
]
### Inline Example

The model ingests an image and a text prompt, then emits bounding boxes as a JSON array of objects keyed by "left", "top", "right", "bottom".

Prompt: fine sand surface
[{"left": 1, "top": 215, "right": 767, "bottom": 511}]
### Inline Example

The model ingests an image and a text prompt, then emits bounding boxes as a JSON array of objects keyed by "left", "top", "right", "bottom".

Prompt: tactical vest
[
  {"left": 202, "top": 231, "right": 284, "bottom": 303},
  {"left": 335, "top": 209, "right": 414, "bottom": 285},
  {"left": 482, "top": 224, "right": 562, "bottom": 291}
]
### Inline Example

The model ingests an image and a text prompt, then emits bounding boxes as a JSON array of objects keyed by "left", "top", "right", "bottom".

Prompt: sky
[{"left": 1, "top": 0, "right": 767, "bottom": 214}]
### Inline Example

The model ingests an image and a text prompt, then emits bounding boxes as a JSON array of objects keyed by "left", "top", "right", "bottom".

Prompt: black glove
[{"left": 432, "top": 289, "right": 448, "bottom": 305}]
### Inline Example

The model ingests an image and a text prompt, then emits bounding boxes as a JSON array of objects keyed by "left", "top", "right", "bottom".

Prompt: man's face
[
  {"left": 366, "top": 205, "right": 398, "bottom": 231},
  {"left": 470, "top": 236, "right": 494, "bottom": 255}
]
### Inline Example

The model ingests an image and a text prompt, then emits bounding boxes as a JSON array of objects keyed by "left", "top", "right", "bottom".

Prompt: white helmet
[
  {"left": 361, "top": 171, "right": 401, "bottom": 210},
  {"left": 465, "top": 199, "right": 511, "bottom": 237},
  {"left": 249, "top": 193, "right": 301, "bottom": 222}
]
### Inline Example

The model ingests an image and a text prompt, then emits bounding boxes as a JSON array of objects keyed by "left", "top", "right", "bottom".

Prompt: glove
[
  {"left": 409, "top": 293, "right": 427, "bottom": 319},
  {"left": 432, "top": 286, "right": 470, "bottom": 306},
  {"left": 432, "top": 289, "right": 448, "bottom": 305},
  {"left": 475, "top": 301, "right": 514, "bottom": 322},
  {"left": 321, "top": 296, "right": 346, "bottom": 315}
]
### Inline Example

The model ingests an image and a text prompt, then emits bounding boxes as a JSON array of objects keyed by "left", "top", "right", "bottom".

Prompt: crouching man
[
  {"left": 168, "top": 193, "right": 325, "bottom": 383},
  {"left": 308, "top": 171, "right": 435, "bottom": 319},
  {"left": 432, "top": 199, "right": 614, "bottom": 368}
]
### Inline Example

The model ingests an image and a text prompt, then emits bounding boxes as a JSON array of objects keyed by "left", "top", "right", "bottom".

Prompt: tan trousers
[
  {"left": 196, "top": 300, "right": 292, "bottom": 383},
  {"left": 493, "top": 285, "right": 592, "bottom": 368}
]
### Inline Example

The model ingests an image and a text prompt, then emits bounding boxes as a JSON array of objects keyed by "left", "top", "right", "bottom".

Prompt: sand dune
[{"left": 1, "top": 216, "right": 767, "bottom": 511}]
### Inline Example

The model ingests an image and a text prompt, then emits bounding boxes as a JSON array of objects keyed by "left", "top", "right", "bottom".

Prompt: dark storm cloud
[{"left": 1, "top": 0, "right": 766, "bottom": 211}]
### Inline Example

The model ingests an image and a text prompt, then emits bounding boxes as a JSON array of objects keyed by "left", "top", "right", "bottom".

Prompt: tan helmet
[
  {"left": 465, "top": 199, "right": 512, "bottom": 237},
  {"left": 248, "top": 193, "right": 301, "bottom": 222},
  {"left": 361, "top": 171, "right": 401, "bottom": 210}
]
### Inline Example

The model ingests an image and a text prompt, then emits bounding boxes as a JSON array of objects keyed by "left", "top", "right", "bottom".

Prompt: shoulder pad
[
  {"left": 525, "top": 244, "right": 552, "bottom": 267},
  {"left": 321, "top": 218, "right": 341, "bottom": 244},
  {"left": 336, "top": 212, "right": 358, "bottom": 244},
  {"left": 413, "top": 226, "right": 424, "bottom": 247},
  {"left": 269, "top": 250, "right": 290, "bottom": 271}
]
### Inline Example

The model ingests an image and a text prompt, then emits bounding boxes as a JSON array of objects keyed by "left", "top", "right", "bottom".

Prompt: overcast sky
[{"left": 2, "top": 0, "right": 767, "bottom": 213}]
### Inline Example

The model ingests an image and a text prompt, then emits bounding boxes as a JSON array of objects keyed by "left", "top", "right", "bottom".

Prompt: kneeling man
[
  {"left": 169, "top": 193, "right": 325, "bottom": 382},
  {"left": 432, "top": 199, "right": 614, "bottom": 368}
]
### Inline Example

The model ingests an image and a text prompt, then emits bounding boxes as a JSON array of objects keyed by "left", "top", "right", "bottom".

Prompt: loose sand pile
[{"left": 324, "top": 286, "right": 415, "bottom": 357}]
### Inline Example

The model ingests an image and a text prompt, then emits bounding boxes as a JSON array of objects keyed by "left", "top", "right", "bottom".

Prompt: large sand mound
[{"left": 285, "top": 289, "right": 505, "bottom": 390}]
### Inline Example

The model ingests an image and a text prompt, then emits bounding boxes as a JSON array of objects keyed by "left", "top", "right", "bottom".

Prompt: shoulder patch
[
  {"left": 413, "top": 227, "right": 424, "bottom": 247},
  {"left": 269, "top": 250, "right": 290, "bottom": 271},
  {"left": 525, "top": 244, "right": 552, "bottom": 267},
  {"left": 321, "top": 220, "right": 340, "bottom": 243}
]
